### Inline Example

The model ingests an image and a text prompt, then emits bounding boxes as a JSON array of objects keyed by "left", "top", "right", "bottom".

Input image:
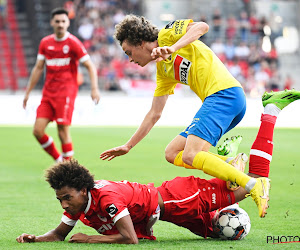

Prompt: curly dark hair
[
  {"left": 45, "top": 159, "right": 95, "bottom": 191},
  {"left": 114, "top": 14, "right": 159, "bottom": 46}
]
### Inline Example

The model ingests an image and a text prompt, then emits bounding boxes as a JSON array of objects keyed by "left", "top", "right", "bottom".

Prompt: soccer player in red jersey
[
  {"left": 16, "top": 159, "right": 244, "bottom": 244},
  {"left": 23, "top": 8, "right": 100, "bottom": 162}
]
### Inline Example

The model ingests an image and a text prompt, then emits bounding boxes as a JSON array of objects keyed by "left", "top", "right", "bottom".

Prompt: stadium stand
[{"left": 2, "top": 0, "right": 299, "bottom": 94}]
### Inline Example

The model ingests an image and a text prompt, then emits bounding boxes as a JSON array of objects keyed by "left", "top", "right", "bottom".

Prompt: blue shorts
[{"left": 180, "top": 87, "right": 246, "bottom": 146}]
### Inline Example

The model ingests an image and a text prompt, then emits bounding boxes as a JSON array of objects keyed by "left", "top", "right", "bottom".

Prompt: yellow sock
[
  {"left": 174, "top": 151, "right": 194, "bottom": 169},
  {"left": 174, "top": 151, "right": 230, "bottom": 169},
  {"left": 192, "top": 151, "right": 251, "bottom": 188}
]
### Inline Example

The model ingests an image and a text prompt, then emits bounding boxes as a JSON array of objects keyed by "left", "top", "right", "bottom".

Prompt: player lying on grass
[
  {"left": 16, "top": 158, "right": 251, "bottom": 244},
  {"left": 16, "top": 89, "right": 299, "bottom": 244}
]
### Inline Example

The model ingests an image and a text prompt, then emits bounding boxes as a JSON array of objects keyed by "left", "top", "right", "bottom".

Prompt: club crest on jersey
[
  {"left": 165, "top": 21, "right": 175, "bottom": 29},
  {"left": 173, "top": 55, "right": 192, "bottom": 84},
  {"left": 63, "top": 45, "right": 70, "bottom": 54},
  {"left": 106, "top": 204, "right": 118, "bottom": 217}
]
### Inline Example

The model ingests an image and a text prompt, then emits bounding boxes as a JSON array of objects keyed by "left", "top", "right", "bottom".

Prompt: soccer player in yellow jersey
[{"left": 100, "top": 15, "right": 270, "bottom": 217}]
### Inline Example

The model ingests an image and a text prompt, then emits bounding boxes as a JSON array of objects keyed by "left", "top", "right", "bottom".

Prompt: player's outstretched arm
[
  {"left": 23, "top": 59, "right": 45, "bottom": 109},
  {"left": 100, "top": 95, "right": 169, "bottom": 161},
  {"left": 151, "top": 21, "right": 209, "bottom": 62},
  {"left": 16, "top": 222, "right": 73, "bottom": 243},
  {"left": 69, "top": 215, "right": 138, "bottom": 244},
  {"left": 82, "top": 59, "right": 100, "bottom": 104}
]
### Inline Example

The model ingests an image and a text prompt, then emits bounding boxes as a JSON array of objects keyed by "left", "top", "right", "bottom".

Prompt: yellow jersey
[{"left": 155, "top": 19, "right": 242, "bottom": 102}]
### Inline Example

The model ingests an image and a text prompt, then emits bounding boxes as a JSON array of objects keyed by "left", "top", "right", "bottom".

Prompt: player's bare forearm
[
  {"left": 125, "top": 95, "right": 168, "bottom": 149},
  {"left": 151, "top": 22, "right": 209, "bottom": 61},
  {"left": 16, "top": 222, "right": 73, "bottom": 243},
  {"left": 171, "top": 22, "right": 209, "bottom": 51},
  {"left": 25, "top": 67, "right": 43, "bottom": 95},
  {"left": 69, "top": 233, "right": 138, "bottom": 244},
  {"left": 69, "top": 216, "right": 138, "bottom": 244},
  {"left": 125, "top": 110, "right": 161, "bottom": 148},
  {"left": 100, "top": 95, "right": 168, "bottom": 161},
  {"left": 83, "top": 59, "right": 100, "bottom": 104},
  {"left": 23, "top": 63, "right": 44, "bottom": 109},
  {"left": 100, "top": 116, "right": 156, "bottom": 161},
  {"left": 100, "top": 96, "right": 168, "bottom": 160},
  {"left": 17, "top": 230, "right": 65, "bottom": 243},
  {"left": 35, "top": 230, "right": 67, "bottom": 242}
]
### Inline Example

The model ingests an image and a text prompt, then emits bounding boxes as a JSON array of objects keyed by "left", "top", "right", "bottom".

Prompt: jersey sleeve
[
  {"left": 71, "top": 36, "right": 90, "bottom": 63},
  {"left": 99, "top": 191, "right": 130, "bottom": 224},
  {"left": 61, "top": 211, "right": 80, "bottom": 227},
  {"left": 158, "top": 19, "right": 193, "bottom": 46},
  {"left": 154, "top": 62, "right": 177, "bottom": 97},
  {"left": 37, "top": 39, "right": 46, "bottom": 61}
]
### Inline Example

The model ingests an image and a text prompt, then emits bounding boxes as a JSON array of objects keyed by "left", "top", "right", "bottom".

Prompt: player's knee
[
  {"left": 165, "top": 147, "right": 177, "bottom": 164},
  {"left": 165, "top": 151, "right": 175, "bottom": 164},
  {"left": 32, "top": 127, "right": 43, "bottom": 139},
  {"left": 182, "top": 151, "right": 195, "bottom": 166}
]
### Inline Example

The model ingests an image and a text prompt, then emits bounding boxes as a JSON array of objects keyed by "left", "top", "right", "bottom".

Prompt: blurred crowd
[
  {"left": 66, "top": 0, "right": 155, "bottom": 93},
  {"left": 67, "top": 0, "right": 293, "bottom": 96},
  {"left": 201, "top": 8, "right": 292, "bottom": 97}
]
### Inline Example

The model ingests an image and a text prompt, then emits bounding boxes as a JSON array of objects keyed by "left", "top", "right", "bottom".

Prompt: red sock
[
  {"left": 38, "top": 134, "right": 61, "bottom": 161},
  {"left": 62, "top": 142, "right": 74, "bottom": 160},
  {"left": 249, "top": 114, "right": 277, "bottom": 177}
]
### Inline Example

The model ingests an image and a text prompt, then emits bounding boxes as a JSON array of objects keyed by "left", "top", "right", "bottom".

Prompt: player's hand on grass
[
  {"left": 100, "top": 145, "right": 131, "bottom": 161},
  {"left": 16, "top": 233, "right": 36, "bottom": 243},
  {"left": 91, "top": 88, "right": 100, "bottom": 104},
  {"left": 151, "top": 46, "right": 175, "bottom": 62},
  {"left": 69, "top": 233, "right": 89, "bottom": 243}
]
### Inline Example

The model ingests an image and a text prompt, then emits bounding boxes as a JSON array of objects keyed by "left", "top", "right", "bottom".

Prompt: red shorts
[
  {"left": 36, "top": 96, "right": 75, "bottom": 125},
  {"left": 157, "top": 176, "right": 235, "bottom": 238}
]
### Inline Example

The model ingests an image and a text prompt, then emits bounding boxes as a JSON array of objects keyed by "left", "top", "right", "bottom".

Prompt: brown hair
[
  {"left": 114, "top": 14, "right": 159, "bottom": 46},
  {"left": 45, "top": 159, "right": 94, "bottom": 191}
]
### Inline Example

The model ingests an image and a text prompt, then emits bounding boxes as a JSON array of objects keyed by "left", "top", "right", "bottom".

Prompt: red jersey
[
  {"left": 62, "top": 180, "right": 159, "bottom": 240},
  {"left": 37, "top": 32, "right": 89, "bottom": 98}
]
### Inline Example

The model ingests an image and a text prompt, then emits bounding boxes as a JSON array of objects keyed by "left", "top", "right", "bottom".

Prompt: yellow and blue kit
[{"left": 155, "top": 19, "right": 246, "bottom": 146}]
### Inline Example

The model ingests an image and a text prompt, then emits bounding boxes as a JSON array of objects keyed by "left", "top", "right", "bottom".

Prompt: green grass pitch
[{"left": 0, "top": 126, "right": 299, "bottom": 249}]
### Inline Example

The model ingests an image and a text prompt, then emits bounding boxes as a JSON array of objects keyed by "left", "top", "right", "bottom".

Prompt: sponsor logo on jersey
[
  {"left": 173, "top": 55, "right": 192, "bottom": 84},
  {"left": 174, "top": 20, "right": 185, "bottom": 35},
  {"left": 47, "top": 46, "right": 55, "bottom": 50},
  {"left": 94, "top": 183, "right": 105, "bottom": 189},
  {"left": 106, "top": 204, "right": 118, "bottom": 217},
  {"left": 97, "top": 222, "right": 114, "bottom": 233},
  {"left": 212, "top": 193, "right": 216, "bottom": 204},
  {"left": 165, "top": 20, "right": 175, "bottom": 29},
  {"left": 46, "top": 57, "right": 71, "bottom": 66},
  {"left": 63, "top": 45, "right": 70, "bottom": 54}
]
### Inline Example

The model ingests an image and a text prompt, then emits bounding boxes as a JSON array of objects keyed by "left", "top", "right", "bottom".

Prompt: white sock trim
[
  {"left": 245, "top": 178, "right": 257, "bottom": 192},
  {"left": 250, "top": 149, "right": 272, "bottom": 162},
  {"left": 56, "top": 155, "right": 63, "bottom": 162},
  {"left": 263, "top": 104, "right": 281, "bottom": 117},
  {"left": 41, "top": 137, "right": 53, "bottom": 148},
  {"left": 62, "top": 151, "right": 74, "bottom": 157},
  {"left": 225, "top": 157, "right": 234, "bottom": 163}
]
